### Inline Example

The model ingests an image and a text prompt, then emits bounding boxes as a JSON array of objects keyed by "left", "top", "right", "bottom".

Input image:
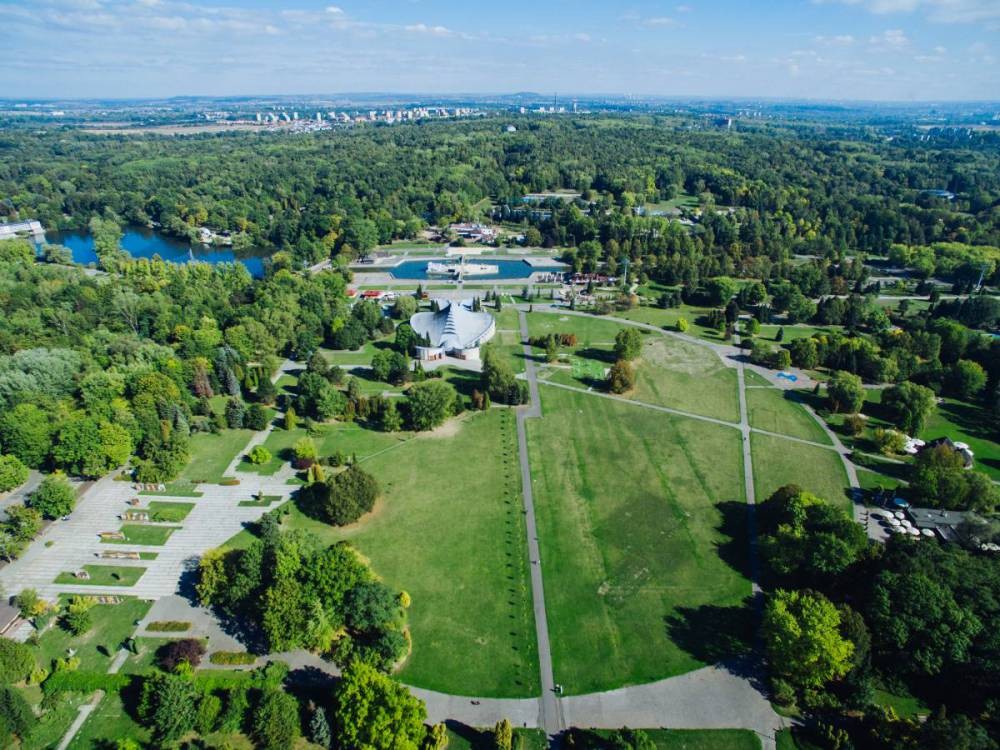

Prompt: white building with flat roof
[{"left": 410, "top": 300, "right": 495, "bottom": 361}]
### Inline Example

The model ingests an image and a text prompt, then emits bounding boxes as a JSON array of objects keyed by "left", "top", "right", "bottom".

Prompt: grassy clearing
[
  {"left": 19, "top": 686, "right": 87, "bottom": 750},
  {"left": 145, "top": 501, "right": 195, "bottom": 522},
  {"left": 320, "top": 335, "right": 395, "bottom": 366},
  {"left": 857, "top": 469, "right": 906, "bottom": 492},
  {"left": 872, "top": 685, "right": 929, "bottom": 719},
  {"left": 529, "top": 313, "right": 739, "bottom": 422},
  {"left": 54, "top": 565, "right": 146, "bottom": 586},
  {"left": 242, "top": 421, "right": 408, "bottom": 476},
  {"left": 33, "top": 598, "right": 151, "bottom": 672},
  {"left": 614, "top": 305, "right": 726, "bottom": 343},
  {"left": 750, "top": 432, "right": 851, "bottom": 513},
  {"left": 175, "top": 429, "right": 255, "bottom": 484},
  {"left": 281, "top": 409, "right": 539, "bottom": 698},
  {"left": 632, "top": 337, "right": 739, "bottom": 422},
  {"left": 67, "top": 690, "right": 149, "bottom": 750},
  {"left": 528, "top": 387, "right": 752, "bottom": 694},
  {"left": 104, "top": 524, "right": 180, "bottom": 546},
  {"left": 746, "top": 388, "right": 832, "bottom": 444},
  {"left": 919, "top": 397, "right": 1000, "bottom": 481}
]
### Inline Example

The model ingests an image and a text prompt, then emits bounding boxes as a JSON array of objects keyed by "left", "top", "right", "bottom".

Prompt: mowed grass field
[
  {"left": 632, "top": 337, "right": 739, "bottom": 422},
  {"left": 283, "top": 409, "right": 540, "bottom": 698},
  {"left": 528, "top": 387, "right": 752, "bottom": 694},
  {"left": 529, "top": 313, "right": 739, "bottom": 422},
  {"left": 750, "top": 432, "right": 851, "bottom": 513},
  {"left": 746, "top": 387, "right": 832, "bottom": 445}
]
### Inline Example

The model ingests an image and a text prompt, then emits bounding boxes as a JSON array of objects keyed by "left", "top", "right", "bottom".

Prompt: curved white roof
[{"left": 410, "top": 300, "right": 495, "bottom": 351}]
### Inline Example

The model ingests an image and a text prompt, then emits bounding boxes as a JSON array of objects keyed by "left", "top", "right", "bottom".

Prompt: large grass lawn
[
  {"left": 750, "top": 432, "right": 851, "bottom": 513},
  {"left": 631, "top": 337, "right": 739, "bottom": 422},
  {"left": 145, "top": 501, "right": 195, "bottom": 522},
  {"left": 746, "top": 387, "right": 831, "bottom": 445},
  {"left": 32, "top": 598, "right": 152, "bottom": 672},
  {"left": 282, "top": 409, "right": 540, "bottom": 698},
  {"left": 528, "top": 387, "right": 752, "bottom": 694},
  {"left": 243, "top": 421, "right": 409, "bottom": 475},
  {"left": 529, "top": 313, "right": 740, "bottom": 422}
]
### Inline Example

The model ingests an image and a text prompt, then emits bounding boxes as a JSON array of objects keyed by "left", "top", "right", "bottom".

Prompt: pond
[
  {"left": 384, "top": 258, "right": 565, "bottom": 281},
  {"left": 44, "top": 226, "right": 271, "bottom": 278}
]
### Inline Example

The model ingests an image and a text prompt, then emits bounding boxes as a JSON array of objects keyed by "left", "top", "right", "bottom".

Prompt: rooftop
[{"left": 410, "top": 299, "right": 495, "bottom": 352}]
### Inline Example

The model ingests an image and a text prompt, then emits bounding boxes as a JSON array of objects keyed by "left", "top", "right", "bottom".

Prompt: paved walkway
[{"left": 515, "top": 310, "right": 564, "bottom": 736}]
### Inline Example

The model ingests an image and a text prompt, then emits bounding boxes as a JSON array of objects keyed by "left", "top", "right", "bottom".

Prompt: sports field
[
  {"left": 528, "top": 387, "right": 752, "bottom": 694},
  {"left": 283, "top": 409, "right": 540, "bottom": 698}
]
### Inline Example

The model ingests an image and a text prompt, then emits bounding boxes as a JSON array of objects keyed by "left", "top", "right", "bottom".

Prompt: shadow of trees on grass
[{"left": 665, "top": 600, "right": 755, "bottom": 666}]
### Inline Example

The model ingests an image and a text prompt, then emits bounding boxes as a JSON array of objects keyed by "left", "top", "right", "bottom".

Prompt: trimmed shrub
[
  {"left": 0, "top": 638, "right": 34, "bottom": 685},
  {"left": 209, "top": 651, "right": 257, "bottom": 666},
  {"left": 146, "top": 621, "right": 191, "bottom": 632}
]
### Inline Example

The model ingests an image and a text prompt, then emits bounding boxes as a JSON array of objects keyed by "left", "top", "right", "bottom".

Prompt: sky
[{"left": 2, "top": 0, "right": 999, "bottom": 101}]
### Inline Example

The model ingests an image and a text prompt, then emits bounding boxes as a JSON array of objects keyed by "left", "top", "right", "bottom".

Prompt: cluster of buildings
[
  {"left": 449, "top": 223, "right": 499, "bottom": 244},
  {"left": 249, "top": 107, "right": 483, "bottom": 129}
]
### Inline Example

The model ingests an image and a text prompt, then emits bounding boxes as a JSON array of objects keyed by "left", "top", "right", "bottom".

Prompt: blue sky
[{"left": 2, "top": 0, "right": 998, "bottom": 101}]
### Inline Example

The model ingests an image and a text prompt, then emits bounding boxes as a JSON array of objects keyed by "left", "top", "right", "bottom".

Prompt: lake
[
  {"left": 45, "top": 226, "right": 271, "bottom": 278},
  {"left": 385, "top": 258, "right": 565, "bottom": 281}
]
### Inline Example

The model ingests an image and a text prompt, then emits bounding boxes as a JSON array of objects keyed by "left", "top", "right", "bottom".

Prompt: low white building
[{"left": 410, "top": 300, "right": 495, "bottom": 361}]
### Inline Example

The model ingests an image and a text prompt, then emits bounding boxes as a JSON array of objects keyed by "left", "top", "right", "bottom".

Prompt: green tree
[
  {"left": 0, "top": 685, "right": 33, "bottom": 746},
  {"left": 331, "top": 661, "right": 428, "bottom": 750},
  {"left": 306, "top": 464, "right": 381, "bottom": 526},
  {"left": 0, "top": 638, "right": 34, "bottom": 685},
  {"left": 380, "top": 399, "right": 403, "bottom": 433},
  {"left": 613, "top": 327, "right": 643, "bottom": 361},
  {"left": 705, "top": 276, "right": 739, "bottom": 305},
  {"left": 607, "top": 360, "right": 635, "bottom": 394},
  {"left": 138, "top": 671, "right": 199, "bottom": 744},
  {"left": 245, "top": 403, "right": 271, "bottom": 431},
  {"left": 494, "top": 719, "right": 512, "bottom": 750},
  {"left": 253, "top": 689, "right": 301, "bottom": 750},
  {"left": 762, "top": 589, "right": 853, "bottom": 689},
  {"left": 0, "top": 456, "right": 28, "bottom": 493},
  {"left": 30, "top": 472, "right": 76, "bottom": 519},
  {"left": 883, "top": 382, "right": 936, "bottom": 435},
  {"left": 248, "top": 445, "right": 272, "bottom": 465},
  {"left": 948, "top": 360, "right": 987, "bottom": 400},
  {"left": 284, "top": 406, "right": 298, "bottom": 431},
  {"left": 868, "top": 568, "right": 982, "bottom": 676},
  {"left": 826, "top": 371, "right": 865, "bottom": 414},
  {"left": 309, "top": 706, "right": 333, "bottom": 748},
  {"left": 0, "top": 403, "right": 53, "bottom": 468},
  {"left": 406, "top": 380, "right": 456, "bottom": 431}
]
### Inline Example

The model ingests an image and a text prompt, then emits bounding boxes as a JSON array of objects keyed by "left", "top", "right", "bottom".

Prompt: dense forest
[{"left": 2, "top": 116, "right": 999, "bottom": 274}]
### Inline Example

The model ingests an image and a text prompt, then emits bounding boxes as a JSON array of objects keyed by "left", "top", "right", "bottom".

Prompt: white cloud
[
  {"left": 869, "top": 28, "right": 909, "bottom": 47},
  {"left": 573, "top": 32, "right": 591, "bottom": 42},
  {"left": 644, "top": 16, "right": 678, "bottom": 26},
  {"left": 818, "top": 0, "right": 1000, "bottom": 24},
  {"left": 815, "top": 33, "right": 856, "bottom": 45},
  {"left": 405, "top": 23, "right": 453, "bottom": 37},
  {"left": 676, "top": 4, "right": 693, "bottom": 11},
  {"left": 325, "top": 5, "right": 343, "bottom": 14}
]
